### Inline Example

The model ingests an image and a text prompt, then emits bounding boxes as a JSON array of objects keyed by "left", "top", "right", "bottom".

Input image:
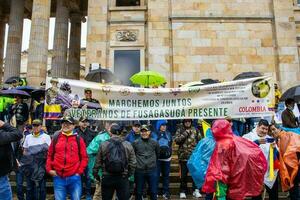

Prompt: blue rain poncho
[{"left": 187, "top": 128, "right": 215, "bottom": 188}]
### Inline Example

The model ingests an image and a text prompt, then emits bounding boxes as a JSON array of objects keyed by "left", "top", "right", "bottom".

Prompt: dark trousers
[
  {"left": 25, "top": 177, "right": 46, "bottom": 200},
  {"left": 82, "top": 166, "right": 91, "bottom": 197},
  {"left": 179, "top": 161, "right": 196, "bottom": 193},
  {"left": 252, "top": 177, "right": 278, "bottom": 200},
  {"left": 290, "top": 169, "right": 300, "bottom": 200},
  {"left": 16, "top": 171, "right": 24, "bottom": 200},
  {"left": 102, "top": 175, "right": 130, "bottom": 200},
  {"left": 157, "top": 160, "right": 171, "bottom": 196},
  {"left": 135, "top": 169, "right": 158, "bottom": 200},
  {"left": 205, "top": 193, "right": 213, "bottom": 200}
]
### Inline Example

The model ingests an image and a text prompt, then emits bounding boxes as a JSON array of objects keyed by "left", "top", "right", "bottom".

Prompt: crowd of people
[{"left": 0, "top": 81, "right": 300, "bottom": 200}]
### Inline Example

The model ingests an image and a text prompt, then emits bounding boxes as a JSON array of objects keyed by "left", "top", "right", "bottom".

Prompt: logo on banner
[{"left": 251, "top": 79, "right": 271, "bottom": 98}]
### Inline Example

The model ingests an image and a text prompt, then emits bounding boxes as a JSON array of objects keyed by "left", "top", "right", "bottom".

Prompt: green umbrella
[{"left": 130, "top": 71, "right": 166, "bottom": 87}]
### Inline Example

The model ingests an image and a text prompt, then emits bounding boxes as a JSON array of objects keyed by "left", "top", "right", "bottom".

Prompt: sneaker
[
  {"left": 163, "top": 194, "right": 170, "bottom": 200},
  {"left": 193, "top": 189, "right": 202, "bottom": 198},
  {"left": 180, "top": 192, "right": 187, "bottom": 199}
]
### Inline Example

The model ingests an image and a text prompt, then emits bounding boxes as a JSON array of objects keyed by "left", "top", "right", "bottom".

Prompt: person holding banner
[
  {"left": 243, "top": 119, "right": 279, "bottom": 200},
  {"left": 269, "top": 123, "right": 300, "bottom": 200}
]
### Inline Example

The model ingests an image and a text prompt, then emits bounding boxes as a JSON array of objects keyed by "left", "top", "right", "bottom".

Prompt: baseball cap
[
  {"left": 61, "top": 116, "right": 76, "bottom": 124},
  {"left": 140, "top": 125, "right": 149, "bottom": 131},
  {"left": 132, "top": 120, "right": 141, "bottom": 126},
  {"left": 32, "top": 119, "right": 42, "bottom": 126},
  {"left": 79, "top": 116, "right": 88, "bottom": 122}
]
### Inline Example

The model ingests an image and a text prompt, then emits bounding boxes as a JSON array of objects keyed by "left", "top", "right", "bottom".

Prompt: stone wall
[
  {"left": 172, "top": 21, "right": 276, "bottom": 85},
  {"left": 83, "top": 0, "right": 300, "bottom": 90}
]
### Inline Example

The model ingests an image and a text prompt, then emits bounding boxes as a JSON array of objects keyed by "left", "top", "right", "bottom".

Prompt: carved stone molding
[{"left": 116, "top": 30, "right": 138, "bottom": 41}]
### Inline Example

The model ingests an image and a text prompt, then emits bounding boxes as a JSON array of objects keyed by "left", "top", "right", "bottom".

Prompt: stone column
[
  {"left": 0, "top": 16, "right": 6, "bottom": 84},
  {"left": 86, "top": 0, "right": 108, "bottom": 75},
  {"left": 147, "top": 0, "right": 171, "bottom": 86},
  {"left": 272, "top": 0, "right": 300, "bottom": 91},
  {"left": 51, "top": 0, "right": 69, "bottom": 78},
  {"left": 67, "top": 12, "right": 81, "bottom": 79},
  {"left": 27, "top": 0, "right": 51, "bottom": 87},
  {"left": 4, "top": 0, "right": 24, "bottom": 80}
]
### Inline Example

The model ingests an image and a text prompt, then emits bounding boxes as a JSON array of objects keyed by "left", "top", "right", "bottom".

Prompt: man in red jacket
[{"left": 46, "top": 116, "right": 88, "bottom": 200}]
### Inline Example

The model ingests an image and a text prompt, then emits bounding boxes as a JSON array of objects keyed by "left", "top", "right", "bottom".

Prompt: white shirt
[
  {"left": 243, "top": 129, "right": 278, "bottom": 189},
  {"left": 23, "top": 133, "right": 51, "bottom": 149}
]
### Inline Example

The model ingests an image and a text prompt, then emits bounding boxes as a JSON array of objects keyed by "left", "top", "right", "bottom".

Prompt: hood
[
  {"left": 156, "top": 120, "right": 168, "bottom": 132},
  {"left": 211, "top": 119, "right": 233, "bottom": 141}
]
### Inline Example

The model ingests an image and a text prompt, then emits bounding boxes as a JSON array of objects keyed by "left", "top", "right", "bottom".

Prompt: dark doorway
[
  {"left": 114, "top": 50, "right": 140, "bottom": 86},
  {"left": 116, "top": 0, "right": 140, "bottom": 6}
]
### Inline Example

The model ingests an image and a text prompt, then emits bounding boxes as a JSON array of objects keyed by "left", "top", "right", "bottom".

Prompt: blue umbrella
[
  {"left": 0, "top": 89, "right": 31, "bottom": 98},
  {"left": 16, "top": 86, "right": 36, "bottom": 93}
]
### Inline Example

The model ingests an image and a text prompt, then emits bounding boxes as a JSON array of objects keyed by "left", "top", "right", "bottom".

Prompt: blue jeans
[
  {"left": 82, "top": 166, "right": 91, "bottom": 199},
  {"left": 135, "top": 169, "right": 158, "bottom": 200},
  {"left": 0, "top": 175, "right": 12, "bottom": 200},
  {"left": 53, "top": 175, "right": 82, "bottom": 200},
  {"left": 26, "top": 177, "right": 46, "bottom": 200},
  {"left": 157, "top": 160, "right": 170, "bottom": 196},
  {"left": 16, "top": 171, "right": 25, "bottom": 200}
]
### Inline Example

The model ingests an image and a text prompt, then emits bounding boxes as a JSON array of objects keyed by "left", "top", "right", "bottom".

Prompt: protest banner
[{"left": 44, "top": 76, "right": 274, "bottom": 120}]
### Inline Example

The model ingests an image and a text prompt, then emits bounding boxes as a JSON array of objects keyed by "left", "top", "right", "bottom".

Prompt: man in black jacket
[
  {"left": 132, "top": 125, "right": 160, "bottom": 200},
  {"left": 0, "top": 120, "right": 22, "bottom": 199}
]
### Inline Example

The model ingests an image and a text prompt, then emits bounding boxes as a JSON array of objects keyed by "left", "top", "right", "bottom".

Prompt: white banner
[{"left": 44, "top": 76, "right": 274, "bottom": 120}]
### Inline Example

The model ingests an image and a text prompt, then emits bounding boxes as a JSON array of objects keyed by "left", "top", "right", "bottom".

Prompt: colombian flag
[
  {"left": 44, "top": 104, "right": 62, "bottom": 120},
  {"left": 202, "top": 120, "right": 211, "bottom": 138}
]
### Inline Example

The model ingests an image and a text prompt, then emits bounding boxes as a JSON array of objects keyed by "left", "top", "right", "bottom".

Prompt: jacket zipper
[{"left": 62, "top": 136, "right": 68, "bottom": 176}]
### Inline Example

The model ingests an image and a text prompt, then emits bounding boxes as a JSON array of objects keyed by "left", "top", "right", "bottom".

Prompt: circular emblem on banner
[
  {"left": 170, "top": 88, "right": 181, "bottom": 96},
  {"left": 188, "top": 87, "right": 201, "bottom": 94},
  {"left": 251, "top": 79, "right": 271, "bottom": 98},
  {"left": 120, "top": 88, "right": 130, "bottom": 96},
  {"left": 102, "top": 86, "right": 112, "bottom": 95},
  {"left": 153, "top": 89, "right": 162, "bottom": 96},
  {"left": 137, "top": 89, "right": 145, "bottom": 96}
]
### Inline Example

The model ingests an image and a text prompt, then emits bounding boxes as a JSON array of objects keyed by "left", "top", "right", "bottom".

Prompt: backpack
[
  {"left": 104, "top": 139, "right": 128, "bottom": 174},
  {"left": 158, "top": 133, "right": 172, "bottom": 159},
  {"left": 51, "top": 132, "right": 81, "bottom": 161}
]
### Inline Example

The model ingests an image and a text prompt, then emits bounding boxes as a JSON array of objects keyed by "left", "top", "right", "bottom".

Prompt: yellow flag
[
  {"left": 202, "top": 120, "right": 211, "bottom": 138},
  {"left": 269, "top": 146, "right": 274, "bottom": 180}
]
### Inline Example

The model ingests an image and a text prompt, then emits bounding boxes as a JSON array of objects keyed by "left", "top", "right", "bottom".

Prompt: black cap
[
  {"left": 61, "top": 116, "right": 76, "bottom": 124},
  {"left": 79, "top": 116, "right": 88, "bottom": 122},
  {"left": 110, "top": 123, "right": 121, "bottom": 135},
  {"left": 132, "top": 120, "right": 141, "bottom": 126}
]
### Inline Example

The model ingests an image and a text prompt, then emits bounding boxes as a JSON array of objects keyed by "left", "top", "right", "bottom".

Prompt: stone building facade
[{"left": 0, "top": 0, "right": 300, "bottom": 90}]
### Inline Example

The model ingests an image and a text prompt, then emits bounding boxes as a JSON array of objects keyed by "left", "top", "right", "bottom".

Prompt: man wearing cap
[
  {"left": 21, "top": 119, "right": 51, "bottom": 200},
  {"left": 132, "top": 125, "right": 160, "bottom": 200},
  {"left": 76, "top": 117, "right": 97, "bottom": 200},
  {"left": 46, "top": 116, "right": 88, "bottom": 200},
  {"left": 93, "top": 123, "right": 136, "bottom": 200},
  {"left": 125, "top": 121, "right": 141, "bottom": 143},
  {"left": 46, "top": 78, "right": 59, "bottom": 105},
  {"left": 82, "top": 88, "right": 100, "bottom": 106}
]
